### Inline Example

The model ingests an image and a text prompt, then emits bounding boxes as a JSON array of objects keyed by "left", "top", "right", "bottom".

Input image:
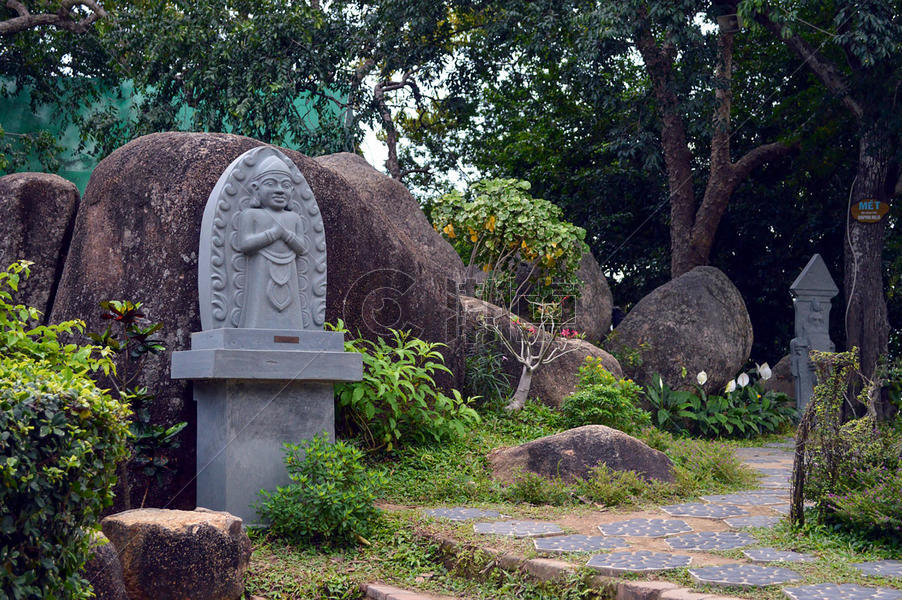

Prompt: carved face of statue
[{"left": 252, "top": 174, "right": 293, "bottom": 210}]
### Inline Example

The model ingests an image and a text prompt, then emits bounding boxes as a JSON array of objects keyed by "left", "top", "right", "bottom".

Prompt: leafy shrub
[
  {"left": 257, "top": 433, "right": 385, "bottom": 547},
  {"left": 0, "top": 261, "right": 111, "bottom": 374},
  {"left": 821, "top": 465, "right": 902, "bottom": 539},
  {"left": 503, "top": 471, "right": 572, "bottom": 506},
  {"left": 463, "top": 329, "right": 512, "bottom": 410},
  {"left": 644, "top": 373, "right": 795, "bottom": 438},
  {"left": 88, "top": 300, "right": 186, "bottom": 507},
  {"left": 334, "top": 325, "right": 480, "bottom": 452},
  {"left": 1, "top": 358, "right": 131, "bottom": 600},
  {"left": 560, "top": 357, "right": 651, "bottom": 433},
  {"left": 797, "top": 350, "right": 902, "bottom": 537},
  {"left": 578, "top": 464, "right": 657, "bottom": 506}
]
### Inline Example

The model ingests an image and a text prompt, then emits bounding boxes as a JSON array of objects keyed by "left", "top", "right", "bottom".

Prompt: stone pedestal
[{"left": 172, "top": 328, "right": 362, "bottom": 525}]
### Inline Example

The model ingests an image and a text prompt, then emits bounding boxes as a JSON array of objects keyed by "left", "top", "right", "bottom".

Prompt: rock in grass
[
  {"left": 101, "top": 507, "right": 251, "bottom": 600},
  {"left": 487, "top": 425, "right": 674, "bottom": 484}
]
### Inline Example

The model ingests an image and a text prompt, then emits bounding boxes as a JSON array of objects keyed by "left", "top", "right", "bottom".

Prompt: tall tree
[{"left": 742, "top": 0, "right": 901, "bottom": 389}]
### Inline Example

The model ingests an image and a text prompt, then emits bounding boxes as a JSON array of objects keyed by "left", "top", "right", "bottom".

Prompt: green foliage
[
  {"left": 88, "top": 300, "right": 187, "bottom": 501},
  {"left": 801, "top": 349, "right": 902, "bottom": 539},
  {"left": 560, "top": 357, "right": 650, "bottom": 433},
  {"left": 0, "top": 261, "right": 112, "bottom": 374},
  {"left": 579, "top": 464, "right": 660, "bottom": 506},
  {"left": 643, "top": 373, "right": 795, "bottom": 439},
  {"left": 430, "top": 178, "right": 587, "bottom": 298},
  {"left": 0, "top": 357, "right": 131, "bottom": 600},
  {"left": 503, "top": 471, "right": 572, "bottom": 506},
  {"left": 333, "top": 324, "right": 480, "bottom": 452},
  {"left": 462, "top": 329, "right": 511, "bottom": 411},
  {"left": 257, "top": 434, "right": 385, "bottom": 547}
]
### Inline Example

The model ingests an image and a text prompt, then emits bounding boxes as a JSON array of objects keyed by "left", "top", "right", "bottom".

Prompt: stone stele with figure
[
  {"left": 198, "top": 146, "right": 327, "bottom": 331},
  {"left": 172, "top": 146, "right": 361, "bottom": 526}
]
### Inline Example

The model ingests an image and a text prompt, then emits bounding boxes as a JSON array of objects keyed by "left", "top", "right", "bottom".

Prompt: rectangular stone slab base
[{"left": 195, "top": 379, "right": 334, "bottom": 526}]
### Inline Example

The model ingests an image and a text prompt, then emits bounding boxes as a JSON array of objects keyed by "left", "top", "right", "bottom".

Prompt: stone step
[{"left": 362, "top": 583, "right": 464, "bottom": 600}]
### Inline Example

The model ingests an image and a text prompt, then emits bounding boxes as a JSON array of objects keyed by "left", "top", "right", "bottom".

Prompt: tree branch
[
  {"left": 731, "top": 140, "right": 796, "bottom": 183},
  {"left": 0, "top": 0, "right": 107, "bottom": 36},
  {"left": 754, "top": 11, "right": 863, "bottom": 122}
]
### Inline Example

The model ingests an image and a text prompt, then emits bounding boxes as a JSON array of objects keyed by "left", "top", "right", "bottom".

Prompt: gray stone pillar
[{"left": 789, "top": 254, "right": 838, "bottom": 412}]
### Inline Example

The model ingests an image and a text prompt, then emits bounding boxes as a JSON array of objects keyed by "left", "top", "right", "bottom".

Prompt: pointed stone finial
[{"left": 790, "top": 254, "right": 838, "bottom": 299}]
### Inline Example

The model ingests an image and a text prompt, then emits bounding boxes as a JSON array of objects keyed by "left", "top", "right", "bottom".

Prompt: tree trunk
[
  {"left": 505, "top": 364, "right": 534, "bottom": 412},
  {"left": 845, "top": 129, "right": 890, "bottom": 395}
]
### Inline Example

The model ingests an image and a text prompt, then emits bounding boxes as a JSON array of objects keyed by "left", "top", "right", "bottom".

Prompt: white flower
[
  {"left": 725, "top": 379, "right": 736, "bottom": 393},
  {"left": 737, "top": 373, "right": 750, "bottom": 388},
  {"left": 696, "top": 371, "right": 708, "bottom": 385},
  {"left": 756, "top": 362, "right": 772, "bottom": 381},
  {"left": 658, "top": 376, "right": 664, "bottom": 390}
]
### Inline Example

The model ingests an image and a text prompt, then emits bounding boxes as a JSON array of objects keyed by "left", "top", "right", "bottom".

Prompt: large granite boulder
[
  {"left": 0, "top": 172, "right": 79, "bottom": 318},
  {"left": 50, "top": 132, "right": 463, "bottom": 510},
  {"left": 461, "top": 295, "right": 622, "bottom": 408},
  {"left": 81, "top": 532, "right": 128, "bottom": 600},
  {"left": 488, "top": 425, "right": 674, "bottom": 483},
  {"left": 573, "top": 251, "right": 613, "bottom": 343},
  {"left": 101, "top": 508, "right": 251, "bottom": 600},
  {"left": 314, "top": 152, "right": 464, "bottom": 278},
  {"left": 605, "top": 266, "right": 752, "bottom": 392},
  {"left": 763, "top": 355, "right": 795, "bottom": 400}
]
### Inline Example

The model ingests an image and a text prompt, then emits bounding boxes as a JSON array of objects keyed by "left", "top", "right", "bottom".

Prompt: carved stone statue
[
  {"left": 198, "top": 147, "right": 327, "bottom": 331},
  {"left": 789, "top": 254, "right": 838, "bottom": 411}
]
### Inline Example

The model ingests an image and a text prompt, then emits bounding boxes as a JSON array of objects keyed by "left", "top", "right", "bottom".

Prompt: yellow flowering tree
[
  {"left": 431, "top": 178, "right": 589, "bottom": 411},
  {"left": 431, "top": 178, "right": 587, "bottom": 299}
]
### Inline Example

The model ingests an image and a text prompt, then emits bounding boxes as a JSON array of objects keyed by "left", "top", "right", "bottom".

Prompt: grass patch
[
  {"left": 372, "top": 402, "right": 756, "bottom": 509},
  {"left": 245, "top": 513, "right": 612, "bottom": 599}
]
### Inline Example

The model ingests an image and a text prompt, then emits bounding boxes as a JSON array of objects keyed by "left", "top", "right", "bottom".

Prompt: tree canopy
[{"left": 1, "top": 0, "right": 899, "bottom": 369}]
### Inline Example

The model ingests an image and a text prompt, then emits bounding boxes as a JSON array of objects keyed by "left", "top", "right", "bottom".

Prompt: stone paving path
[{"left": 418, "top": 439, "right": 902, "bottom": 599}]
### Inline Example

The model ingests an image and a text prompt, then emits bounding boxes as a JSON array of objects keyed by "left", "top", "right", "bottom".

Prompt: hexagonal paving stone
[
  {"left": 597, "top": 518, "right": 692, "bottom": 537},
  {"left": 660, "top": 502, "right": 749, "bottom": 519},
  {"left": 534, "top": 534, "right": 627, "bottom": 553},
  {"left": 783, "top": 583, "right": 902, "bottom": 600},
  {"left": 690, "top": 564, "right": 801, "bottom": 588},
  {"left": 724, "top": 515, "right": 783, "bottom": 529},
  {"left": 743, "top": 548, "right": 816, "bottom": 563},
  {"left": 854, "top": 561, "right": 902, "bottom": 578},
  {"left": 473, "top": 520, "right": 563, "bottom": 538},
  {"left": 771, "top": 504, "right": 790, "bottom": 515},
  {"left": 701, "top": 493, "right": 787, "bottom": 506},
  {"left": 755, "top": 467, "right": 794, "bottom": 476},
  {"left": 586, "top": 550, "right": 691, "bottom": 575},
  {"left": 666, "top": 531, "right": 755, "bottom": 551},
  {"left": 424, "top": 507, "right": 502, "bottom": 521},
  {"left": 759, "top": 477, "right": 792, "bottom": 488}
]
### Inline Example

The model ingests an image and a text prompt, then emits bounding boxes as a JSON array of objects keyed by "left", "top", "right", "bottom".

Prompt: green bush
[
  {"left": 334, "top": 325, "right": 480, "bottom": 452},
  {"left": 0, "top": 358, "right": 131, "bottom": 600},
  {"left": 799, "top": 350, "right": 902, "bottom": 538},
  {"left": 503, "top": 471, "right": 572, "bottom": 506},
  {"left": 257, "top": 433, "right": 385, "bottom": 547},
  {"left": 0, "top": 261, "right": 128, "bottom": 599},
  {"left": 560, "top": 357, "right": 650, "bottom": 433}
]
